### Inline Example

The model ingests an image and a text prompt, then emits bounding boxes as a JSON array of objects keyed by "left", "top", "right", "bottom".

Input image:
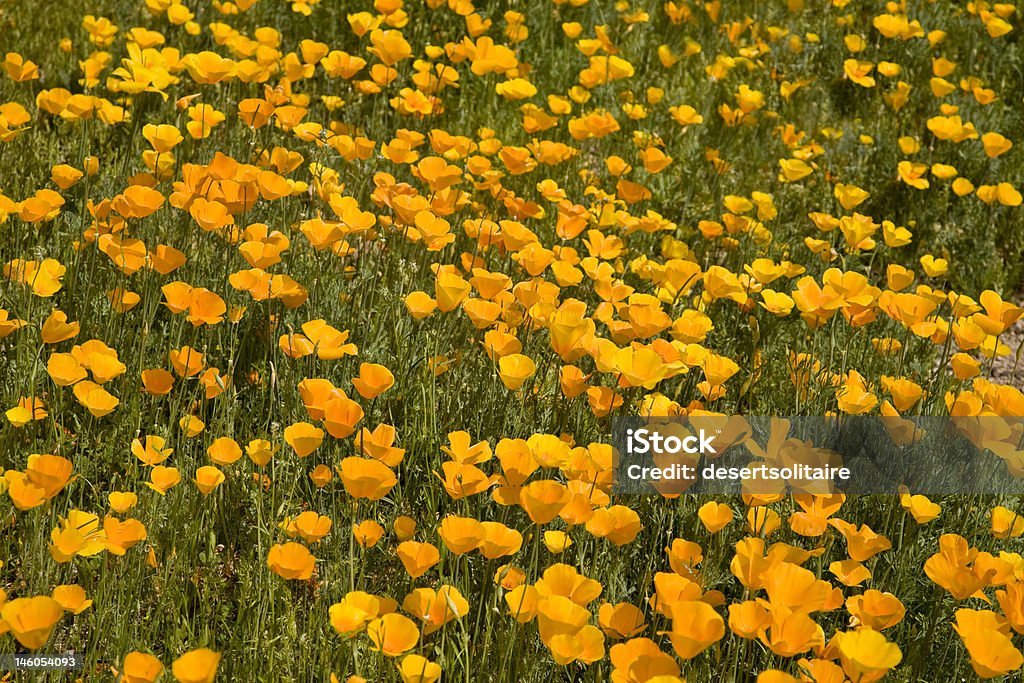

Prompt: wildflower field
[{"left": 3, "top": 0, "right": 1024, "bottom": 680}]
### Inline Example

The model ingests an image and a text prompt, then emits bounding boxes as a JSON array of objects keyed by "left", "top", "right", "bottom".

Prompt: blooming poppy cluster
[{"left": 2, "top": 0, "right": 1024, "bottom": 680}]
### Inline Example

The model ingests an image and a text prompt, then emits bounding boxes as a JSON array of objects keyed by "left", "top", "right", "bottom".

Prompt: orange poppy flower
[
  {"left": 397, "top": 655, "right": 441, "bottom": 683},
  {"left": 438, "top": 516, "right": 486, "bottom": 555},
  {"left": 367, "top": 612, "right": 419, "bottom": 657},
  {"left": 352, "top": 520, "right": 384, "bottom": 548},
  {"left": 104, "top": 516, "right": 148, "bottom": 555},
  {"left": 0, "top": 596, "right": 64, "bottom": 649},
  {"left": 519, "top": 480, "right": 570, "bottom": 524},
  {"left": 396, "top": 540, "right": 440, "bottom": 579},
  {"left": 118, "top": 652, "right": 164, "bottom": 683},
  {"left": 323, "top": 395, "right": 364, "bottom": 439},
  {"left": 194, "top": 466, "right": 225, "bottom": 495},
  {"left": 352, "top": 363, "right": 395, "bottom": 399},
  {"left": 267, "top": 542, "right": 316, "bottom": 580},
  {"left": 338, "top": 457, "right": 396, "bottom": 500},
  {"left": 497, "top": 353, "right": 536, "bottom": 390},
  {"left": 478, "top": 522, "right": 523, "bottom": 559},
  {"left": 146, "top": 466, "right": 181, "bottom": 495},
  {"left": 169, "top": 346, "right": 205, "bottom": 377},
  {"left": 354, "top": 424, "right": 406, "bottom": 467},
  {"left": 402, "top": 585, "right": 469, "bottom": 635},
  {"left": 171, "top": 649, "right": 221, "bottom": 683},
  {"left": 284, "top": 422, "right": 324, "bottom": 457}
]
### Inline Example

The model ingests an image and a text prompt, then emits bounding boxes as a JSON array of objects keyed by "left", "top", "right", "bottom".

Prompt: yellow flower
[
  {"left": 171, "top": 648, "right": 221, "bottom": 683},
  {"left": 0, "top": 597, "right": 64, "bottom": 649},
  {"left": 194, "top": 466, "right": 225, "bottom": 495},
  {"left": 836, "top": 629, "right": 902, "bottom": 681},
  {"left": 267, "top": 542, "right": 316, "bottom": 580}
]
